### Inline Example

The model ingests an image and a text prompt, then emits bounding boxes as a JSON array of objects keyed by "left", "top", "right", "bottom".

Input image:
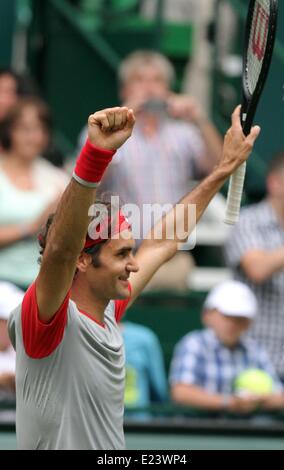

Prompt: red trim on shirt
[
  {"left": 114, "top": 282, "right": 132, "bottom": 323},
  {"left": 21, "top": 283, "right": 70, "bottom": 359},
  {"left": 78, "top": 309, "right": 106, "bottom": 328}
]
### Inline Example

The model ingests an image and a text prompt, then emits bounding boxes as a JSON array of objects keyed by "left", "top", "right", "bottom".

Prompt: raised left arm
[{"left": 128, "top": 106, "right": 260, "bottom": 307}]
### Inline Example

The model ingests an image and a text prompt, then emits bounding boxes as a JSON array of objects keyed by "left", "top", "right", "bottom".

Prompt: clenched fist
[{"left": 87, "top": 106, "right": 135, "bottom": 151}]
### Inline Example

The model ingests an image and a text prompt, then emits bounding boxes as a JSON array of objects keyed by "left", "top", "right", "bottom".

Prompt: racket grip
[{"left": 224, "top": 162, "right": 247, "bottom": 225}]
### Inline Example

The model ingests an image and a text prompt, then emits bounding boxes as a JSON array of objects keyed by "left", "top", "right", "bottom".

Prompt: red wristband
[{"left": 73, "top": 139, "right": 116, "bottom": 187}]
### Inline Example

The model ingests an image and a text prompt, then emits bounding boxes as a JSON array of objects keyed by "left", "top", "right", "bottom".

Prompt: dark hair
[
  {"left": 84, "top": 240, "right": 108, "bottom": 268},
  {"left": 38, "top": 198, "right": 116, "bottom": 268},
  {"left": 267, "top": 151, "right": 284, "bottom": 176},
  {"left": 0, "top": 68, "right": 39, "bottom": 97},
  {"left": 0, "top": 97, "right": 52, "bottom": 151}
]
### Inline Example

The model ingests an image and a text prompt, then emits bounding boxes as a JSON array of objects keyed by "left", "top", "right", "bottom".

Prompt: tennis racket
[{"left": 224, "top": 0, "right": 278, "bottom": 225}]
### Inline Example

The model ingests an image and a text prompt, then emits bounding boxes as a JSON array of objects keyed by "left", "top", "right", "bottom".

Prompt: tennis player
[{"left": 8, "top": 105, "right": 260, "bottom": 450}]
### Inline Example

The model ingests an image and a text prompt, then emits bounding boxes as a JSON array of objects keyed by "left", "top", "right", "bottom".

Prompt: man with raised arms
[{"left": 8, "top": 106, "right": 260, "bottom": 449}]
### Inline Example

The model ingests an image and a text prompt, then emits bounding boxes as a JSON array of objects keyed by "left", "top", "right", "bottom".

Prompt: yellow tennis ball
[{"left": 234, "top": 369, "right": 274, "bottom": 396}]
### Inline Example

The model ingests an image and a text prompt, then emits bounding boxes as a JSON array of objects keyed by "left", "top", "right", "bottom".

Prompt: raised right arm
[{"left": 36, "top": 107, "right": 135, "bottom": 323}]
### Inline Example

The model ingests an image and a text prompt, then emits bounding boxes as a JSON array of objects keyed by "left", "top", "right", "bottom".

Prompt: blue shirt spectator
[
  {"left": 121, "top": 322, "right": 168, "bottom": 410},
  {"left": 170, "top": 329, "right": 283, "bottom": 396},
  {"left": 170, "top": 280, "right": 284, "bottom": 413}
]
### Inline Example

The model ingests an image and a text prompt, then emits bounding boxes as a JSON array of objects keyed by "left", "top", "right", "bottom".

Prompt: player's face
[
  {"left": 88, "top": 230, "right": 139, "bottom": 300},
  {"left": 10, "top": 105, "right": 49, "bottom": 160},
  {"left": 204, "top": 310, "right": 251, "bottom": 348},
  {"left": 122, "top": 65, "right": 169, "bottom": 103}
]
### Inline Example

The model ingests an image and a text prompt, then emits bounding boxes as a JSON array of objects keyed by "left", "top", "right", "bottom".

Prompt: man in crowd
[
  {"left": 79, "top": 51, "right": 223, "bottom": 290},
  {"left": 170, "top": 280, "right": 284, "bottom": 413},
  {"left": 225, "top": 152, "right": 284, "bottom": 380}
]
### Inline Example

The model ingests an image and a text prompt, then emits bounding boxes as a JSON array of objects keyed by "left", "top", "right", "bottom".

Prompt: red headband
[{"left": 84, "top": 212, "right": 131, "bottom": 249}]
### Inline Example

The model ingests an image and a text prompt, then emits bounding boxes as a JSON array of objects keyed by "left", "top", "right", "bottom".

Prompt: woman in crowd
[{"left": 0, "top": 97, "right": 69, "bottom": 290}]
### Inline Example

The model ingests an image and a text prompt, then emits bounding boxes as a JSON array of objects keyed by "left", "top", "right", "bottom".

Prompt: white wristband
[{"left": 72, "top": 172, "right": 100, "bottom": 188}]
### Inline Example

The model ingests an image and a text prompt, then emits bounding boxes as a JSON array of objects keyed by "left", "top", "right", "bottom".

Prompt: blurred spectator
[
  {"left": 0, "top": 68, "right": 39, "bottom": 124},
  {"left": 121, "top": 321, "right": 168, "bottom": 413},
  {"left": 142, "top": 0, "right": 197, "bottom": 20},
  {"left": 78, "top": 50, "right": 223, "bottom": 290},
  {"left": 0, "top": 282, "right": 24, "bottom": 398},
  {"left": 0, "top": 97, "right": 69, "bottom": 290},
  {"left": 224, "top": 152, "right": 284, "bottom": 380},
  {"left": 170, "top": 281, "right": 284, "bottom": 413},
  {"left": 0, "top": 69, "right": 64, "bottom": 167},
  {"left": 142, "top": 0, "right": 216, "bottom": 112},
  {"left": 0, "top": 69, "right": 21, "bottom": 125},
  {"left": 182, "top": 0, "right": 215, "bottom": 113}
]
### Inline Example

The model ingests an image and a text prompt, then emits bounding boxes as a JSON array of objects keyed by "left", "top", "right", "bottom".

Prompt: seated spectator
[
  {"left": 224, "top": 152, "right": 284, "bottom": 380},
  {"left": 170, "top": 281, "right": 284, "bottom": 413},
  {"left": 0, "top": 282, "right": 24, "bottom": 398},
  {"left": 121, "top": 321, "right": 168, "bottom": 412},
  {"left": 0, "top": 97, "right": 69, "bottom": 290}
]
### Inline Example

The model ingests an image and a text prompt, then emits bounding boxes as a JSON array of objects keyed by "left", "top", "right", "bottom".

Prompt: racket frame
[{"left": 224, "top": 0, "right": 278, "bottom": 225}]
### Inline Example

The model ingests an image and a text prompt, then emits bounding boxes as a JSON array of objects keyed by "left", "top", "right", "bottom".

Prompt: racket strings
[{"left": 247, "top": 0, "right": 270, "bottom": 95}]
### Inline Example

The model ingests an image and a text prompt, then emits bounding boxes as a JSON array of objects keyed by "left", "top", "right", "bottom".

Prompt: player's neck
[{"left": 71, "top": 280, "right": 109, "bottom": 324}]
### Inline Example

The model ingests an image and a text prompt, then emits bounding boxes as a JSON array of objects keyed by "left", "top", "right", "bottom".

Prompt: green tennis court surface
[
  {"left": 1, "top": 432, "right": 284, "bottom": 450},
  {"left": 2, "top": 411, "right": 284, "bottom": 450}
]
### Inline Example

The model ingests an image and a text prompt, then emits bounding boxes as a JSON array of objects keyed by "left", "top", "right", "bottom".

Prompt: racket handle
[{"left": 224, "top": 162, "right": 247, "bottom": 225}]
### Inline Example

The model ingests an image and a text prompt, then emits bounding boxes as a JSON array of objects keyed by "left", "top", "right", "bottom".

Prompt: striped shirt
[
  {"left": 169, "top": 329, "right": 283, "bottom": 394},
  {"left": 224, "top": 200, "right": 284, "bottom": 378},
  {"left": 99, "top": 118, "right": 206, "bottom": 241}
]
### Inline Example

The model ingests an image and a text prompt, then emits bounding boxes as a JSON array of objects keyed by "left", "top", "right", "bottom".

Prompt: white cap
[
  {"left": 204, "top": 280, "right": 257, "bottom": 319},
  {"left": 0, "top": 282, "right": 24, "bottom": 320}
]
